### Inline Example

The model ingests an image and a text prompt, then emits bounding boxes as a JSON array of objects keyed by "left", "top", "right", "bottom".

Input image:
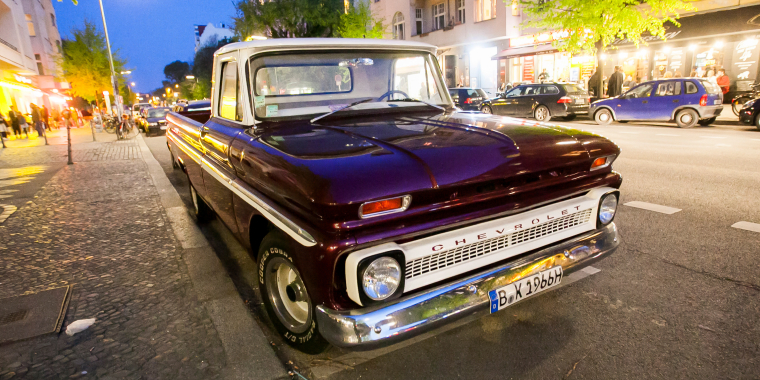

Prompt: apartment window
[
  {"left": 433, "top": 3, "right": 445, "bottom": 30},
  {"left": 456, "top": 0, "right": 465, "bottom": 23},
  {"left": 474, "top": 0, "right": 496, "bottom": 22},
  {"left": 50, "top": 14, "right": 56, "bottom": 27},
  {"left": 415, "top": 8, "right": 423, "bottom": 35},
  {"left": 26, "top": 14, "right": 36, "bottom": 36},
  {"left": 392, "top": 12, "right": 405, "bottom": 40}
]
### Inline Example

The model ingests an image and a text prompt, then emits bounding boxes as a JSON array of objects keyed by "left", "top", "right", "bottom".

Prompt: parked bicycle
[{"left": 732, "top": 83, "right": 760, "bottom": 116}]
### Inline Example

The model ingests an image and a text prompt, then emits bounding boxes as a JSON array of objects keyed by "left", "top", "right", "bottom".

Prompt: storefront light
[
  {"left": 618, "top": 52, "right": 627, "bottom": 59},
  {"left": 713, "top": 41, "right": 723, "bottom": 48},
  {"left": 0, "top": 80, "right": 42, "bottom": 96},
  {"left": 600, "top": 54, "right": 607, "bottom": 60},
  {"left": 688, "top": 44, "right": 697, "bottom": 51}
]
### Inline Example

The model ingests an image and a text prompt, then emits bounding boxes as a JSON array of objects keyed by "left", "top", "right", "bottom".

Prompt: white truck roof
[{"left": 215, "top": 38, "right": 438, "bottom": 57}]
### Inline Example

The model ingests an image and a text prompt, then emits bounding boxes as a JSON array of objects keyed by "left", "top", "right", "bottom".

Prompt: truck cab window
[{"left": 219, "top": 61, "right": 242, "bottom": 121}]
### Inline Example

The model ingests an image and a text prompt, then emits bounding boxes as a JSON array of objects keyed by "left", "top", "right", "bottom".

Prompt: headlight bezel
[
  {"left": 597, "top": 191, "right": 619, "bottom": 228},
  {"left": 356, "top": 251, "right": 405, "bottom": 305}
]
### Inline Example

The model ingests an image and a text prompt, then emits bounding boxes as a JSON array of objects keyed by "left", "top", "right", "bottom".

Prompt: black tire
[
  {"left": 755, "top": 114, "right": 760, "bottom": 131},
  {"left": 733, "top": 97, "right": 750, "bottom": 116},
  {"left": 258, "top": 232, "right": 329, "bottom": 354},
  {"left": 189, "top": 181, "right": 213, "bottom": 222},
  {"left": 481, "top": 105, "right": 492, "bottom": 114},
  {"left": 594, "top": 109, "right": 613, "bottom": 125},
  {"left": 698, "top": 117, "right": 717, "bottom": 126},
  {"left": 170, "top": 147, "right": 179, "bottom": 169},
  {"left": 534, "top": 105, "right": 551, "bottom": 122},
  {"left": 562, "top": 115, "right": 576, "bottom": 121},
  {"left": 617, "top": 120, "right": 628, "bottom": 123},
  {"left": 675, "top": 109, "right": 698, "bottom": 128}
]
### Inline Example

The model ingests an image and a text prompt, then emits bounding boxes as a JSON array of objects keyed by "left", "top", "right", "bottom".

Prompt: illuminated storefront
[{"left": 492, "top": 30, "right": 573, "bottom": 85}]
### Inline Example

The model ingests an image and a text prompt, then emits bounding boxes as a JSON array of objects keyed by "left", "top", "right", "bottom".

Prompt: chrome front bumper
[{"left": 316, "top": 222, "right": 619, "bottom": 348}]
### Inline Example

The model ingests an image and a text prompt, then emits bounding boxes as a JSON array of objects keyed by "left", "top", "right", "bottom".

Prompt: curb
[
  {"left": 135, "top": 134, "right": 289, "bottom": 380},
  {"left": 0, "top": 204, "right": 17, "bottom": 224}
]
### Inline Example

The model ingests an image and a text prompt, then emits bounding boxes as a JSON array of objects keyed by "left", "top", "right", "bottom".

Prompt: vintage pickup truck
[{"left": 165, "top": 38, "right": 622, "bottom": 353}]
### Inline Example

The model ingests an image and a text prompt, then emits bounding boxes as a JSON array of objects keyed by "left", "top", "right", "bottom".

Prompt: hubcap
[
  {"left": 266, "top": 257, "right": 311, "bottom": 333},
  {"left": 600, "top": 113, "right": 609, "bottom": 122},
  {"left": 682, "top": 114, "right": 693, "bottom": 124},
  {"left": 483, "top": 107, "right": 491, "bottom": 114},
  {"left": 536, "top": 108, "right": 546, "bottom": 120}
]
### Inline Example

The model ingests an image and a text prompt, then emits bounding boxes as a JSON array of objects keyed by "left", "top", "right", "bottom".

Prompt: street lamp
[
  {"left": 120, "top": 70, "right": 132, "bottom": 75},
  {"left": 185, "top": 75, "right": 195, "bottom": 80},
  {"left": 175, "top": 84, "right": 179, "bottom": 88},
  {"left": 130, "top": 82, "right": 135, "bottom": 87}
]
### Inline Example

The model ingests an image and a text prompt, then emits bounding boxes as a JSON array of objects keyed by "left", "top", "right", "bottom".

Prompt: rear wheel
[
  {"left": 594, "top": 109, "right": 613, "bottom": 125},
  {"left": 481, "top": 106, "right": 492, "bottom": 114},
  {"left": 189, "top": 182, "right": 213, "bottom": 223},
  {"left": 698, "top": 117, "right": 717, "bottom": 126},
  {"left": 259, "top": 232, "right": 329, "bottom": 354},
  {"left": 755, "top": 114, "right": 760, "bottom": 131},
  {"left": 534, "top": 105, "right": 551, "bottom": 122},
  {"left": 675, "top": 109, "right": 698, "bottom": 128}
]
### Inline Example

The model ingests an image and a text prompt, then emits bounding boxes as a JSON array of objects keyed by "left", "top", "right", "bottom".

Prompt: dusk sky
[{"left": 52, "top": 0, "right": 237, "bottom": 94}]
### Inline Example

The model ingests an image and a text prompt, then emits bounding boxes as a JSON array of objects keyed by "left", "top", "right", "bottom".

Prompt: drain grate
[{"left": 0, "top": 310, "right": 28, "bottom": 325}]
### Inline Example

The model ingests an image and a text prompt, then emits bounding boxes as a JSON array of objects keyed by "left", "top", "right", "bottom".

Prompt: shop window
[
  {"left": 393, "top": 12, "right": 405, "bottom": 40},
  {"left": 457, "top": 0, "right": 465, "bottom": 24},
  {"left": 415, "top": 9, "right": 423, "bottom": 35},
  {"left": 654, "top": 81, "right": 681, "bottom": 96},
  {"left": 218, "top": 61, "right": 242, "bottom": 121},
  {"left": 433, "top": 3, "right": 445, "bottom": 31},
  {"left": 684, "top": 81, "right": 699, "bottom": 94},
  {"left": 26, "top": 14, "right": 35, "bottom": 37},
  {"left": 474, "top": 0, "right": 496, "bottom": 22}
]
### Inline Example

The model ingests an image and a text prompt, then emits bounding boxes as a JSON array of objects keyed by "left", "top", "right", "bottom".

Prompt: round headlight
[
  {"left": 599, "top": 193, "right": 618, "bottom": 225},
  {"left": 362, "top": 257, "right": 401, "bottom": 301}
]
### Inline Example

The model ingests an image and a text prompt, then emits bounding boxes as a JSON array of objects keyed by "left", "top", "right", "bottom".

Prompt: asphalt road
[{"left": 144, "top": 118, "right": 760, "bottom": 380}]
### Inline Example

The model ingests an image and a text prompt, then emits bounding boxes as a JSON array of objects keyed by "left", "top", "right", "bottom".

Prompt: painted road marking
[
  {"left": 700, "top": 136, "right": 727, "bottom": 139},
  {"left": 309, "top": 267, "right": 601, "bottom": 378},
  {"left": 731, "top": 221, "right": 760, "bottom": 233},
  {"left": 619, "top": 131, "right": 639, "bottom": 134},
  {"left": 716, "top": 144, "right": 732, "bottom": 147},
  {"left": 656, "top": 134, "right": 680, "bottom": 136},
  {"left": 624, "top": 201, "right": 682, "bottom": 214}
]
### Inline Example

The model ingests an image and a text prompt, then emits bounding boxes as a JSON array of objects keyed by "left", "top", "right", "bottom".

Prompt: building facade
[
  {"left": 1, "top": 0, "right": 67, "bottom": 117},
  {"left": 373, "top": 0, "right": 760, "bottom": 99},
  {"left": 194, "top": 22, "right": 235, "bottom": 52}
]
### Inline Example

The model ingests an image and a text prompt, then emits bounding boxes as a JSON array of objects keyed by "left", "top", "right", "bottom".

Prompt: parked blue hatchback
[{"left": 590, "top": 78, "right": 723, "bottom": 128}]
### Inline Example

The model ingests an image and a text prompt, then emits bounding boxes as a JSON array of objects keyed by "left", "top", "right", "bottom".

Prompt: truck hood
[{"left": 244, "top": 111, "right": 618, "bottom": 215}]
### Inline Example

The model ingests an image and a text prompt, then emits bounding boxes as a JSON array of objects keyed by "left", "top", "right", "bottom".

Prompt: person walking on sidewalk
[
  {"left": 716, "top": 69, "right": 730, "bottom": 95},
  {"left": 607, "top": 66, "right": 624, "bottom": 98},
  {"left": 0, "top": 113, "right": 8, "bottom": 140},
  {"left": 41, "top": 105, "right": 51, "bottom": 131},
  {"left": 10, "top": 106, "right": 29, "bottom": 138},
  {"left": 31, "top": 104, "right": 45, "bottom": 138}
]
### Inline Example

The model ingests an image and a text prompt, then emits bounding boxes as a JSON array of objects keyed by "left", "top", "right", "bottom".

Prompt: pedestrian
[
  {"left": 663, "top": 71, "right": 673, "bottom": 78},
  {"left": 0, "top": 113, "right": 8, "bottom": 140},
  {"left": 588, "top": 69, "right": 601, "bottom": 97},
  {"left": 706, "top": 69, "right": 717, "bottom": 84},
  {"left": 41, "top": 105, "right": 51, "bottom": 131},
  {"left": 622, "top": 75, "right": 636, "bottom": 90},
  {"left": 31, "top": 104, "right": 44, "bottom": 137},
  {"left": 607, "top": 66, "right": 624, "bottom": 98},
  {"left": 537, "top": 68, "right": 551, "bottom": 83},
  {"left": 674, "top": 71, "right": 682, "bottom": 78},
  {"left": 10, "top": 106, "right": 29, "bottom": 138},
  {"left": 716, "top": 69, "right": 730, "bottom": 95},
  {"left": 689, "top": 66, "right": 698, "bottom": 77},
  {"left": 51, "top": 108, "right": 60, "bottom": 129},
  {"left": 62, "top": 107, "right": 73, "bottom": 129},
  {"left": 8, "top": 108, "right": 20, "bottom": 138}
]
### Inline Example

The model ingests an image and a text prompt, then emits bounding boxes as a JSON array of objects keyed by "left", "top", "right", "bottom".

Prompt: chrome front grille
[{"left": 405, "top": 209, "right": 593, "bottom": 279}]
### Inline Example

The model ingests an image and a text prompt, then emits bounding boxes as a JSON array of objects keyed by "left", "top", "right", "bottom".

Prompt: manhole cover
[{"left": 0, "top": 286, "right": 71, "bottom": 344}]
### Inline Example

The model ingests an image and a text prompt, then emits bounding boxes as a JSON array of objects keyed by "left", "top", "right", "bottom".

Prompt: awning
[{"left": 491, "top": 44, "right": 558, "bottom": 60}]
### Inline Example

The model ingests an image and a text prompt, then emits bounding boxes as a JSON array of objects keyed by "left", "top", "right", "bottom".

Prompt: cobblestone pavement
[{"left": 0, "top": 137, "right": 227, "bottom": 379}]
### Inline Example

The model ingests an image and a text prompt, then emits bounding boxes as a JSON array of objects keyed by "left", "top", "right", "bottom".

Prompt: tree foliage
[
  {"left": 163, "top": 60, "right": 191, "bottom": 84},
  {"left": 59, "top": 21, "right": 125, "bottom": 103},
  {"left": 519, "top": 0, "right": 695, "bottom": 53},
  {"left": 232, "top": 0, "right": 345, "bottom": 38},
  {"left": 188, "top": 37, "right": 237, "bottom": 99},
  {"left": 337, "top": 1, "right": 386, "bottom": 38}
]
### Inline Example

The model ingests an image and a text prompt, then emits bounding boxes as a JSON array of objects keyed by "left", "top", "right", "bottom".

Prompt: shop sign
[
  {"left": 733, "top": 38, "right": 758, "bottom": 81},
  {"left": 13, "top": 74, "right": 32, "bottom": 84},
  {"left": 523, "top": 56, "right": 535, "bottom": 82},
  {"left": 510, "top": 30, "right": 569, "bottom": 48}
]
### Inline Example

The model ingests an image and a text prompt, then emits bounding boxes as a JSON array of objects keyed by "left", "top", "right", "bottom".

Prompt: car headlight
[
  {"left": 598, "top": 193, "right": 618, "bottom": 226},
  {"left": 362, "top": 256, "right": 401, "bottom": 301}
]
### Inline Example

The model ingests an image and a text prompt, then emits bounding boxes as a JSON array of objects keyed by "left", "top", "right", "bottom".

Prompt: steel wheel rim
[
  {"left": 681, "top": 113, "right": 693, "bottom": 124},
  {"left": 482, "top": 107, "right": 491, "bottom": 114},
  {"left": 599, "top": 112, "right": 610, "bottom": 122},
  {"left": 266, "top": 257, "right": 311, "bottom": 333}
]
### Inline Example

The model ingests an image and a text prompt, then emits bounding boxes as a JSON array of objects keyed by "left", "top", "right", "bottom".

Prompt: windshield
[
  {"left": 250, "top": 51, "right": 450, "bottom": 120},
  {"left": 147, "top": 108, "right": 169, "bottom": 118}
]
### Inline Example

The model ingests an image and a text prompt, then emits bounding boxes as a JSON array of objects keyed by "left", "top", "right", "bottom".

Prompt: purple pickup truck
[{"left": 166, "top": 38, "right": 622, "bottom": 353}]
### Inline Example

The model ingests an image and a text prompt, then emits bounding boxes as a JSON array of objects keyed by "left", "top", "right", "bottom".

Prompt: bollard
[
  {"left": 67, "top": 121, "right": 73, "bottom": 165},
  {"left": 43, "top": 127, "right": 49, "bottom": 146},
  {"left": 90, "top": 120, "right": 96, "bottom": 142}
]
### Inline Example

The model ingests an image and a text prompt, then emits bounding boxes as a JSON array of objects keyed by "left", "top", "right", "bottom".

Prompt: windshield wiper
[
  {"left": 310, "top": 98, "right": 375, "bottom": 123},
  {"left": 386, "top": 98, "right": 447, "bottom": 112}
]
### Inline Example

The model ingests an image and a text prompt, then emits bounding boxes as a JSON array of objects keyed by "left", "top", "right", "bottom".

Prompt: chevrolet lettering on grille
[{"left": 429, "top": 205, "right": 584, "bottom": 252}]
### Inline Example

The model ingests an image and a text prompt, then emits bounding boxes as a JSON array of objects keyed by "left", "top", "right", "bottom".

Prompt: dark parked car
[
  {"left": 448, "top": 88, "right": 489, "bottom": 111},
  {"left": 139, "top": 107, "right": 171, "bottom": 136},
  {"left": 166, "top": 38, "right": 622, "bottom": 353},
  {"left": 590, "top": 78, "right": 723, "bottom": 128},
  {"left": 479, "top": 83, "right": 590, "bottom": 121},
  {"left": 738, "top": 97, "right": 760, "bottom": 130},
  {"left": 171, "top": 100, "right": 211, "bottom": 123}
]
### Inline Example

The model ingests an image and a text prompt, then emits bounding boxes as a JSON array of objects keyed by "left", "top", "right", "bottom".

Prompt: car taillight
[
  {"left": 359, "top": 195, "right": 412, "bottom": 218},
  {"left": 557, "top": 96, "right": 573, "bottom": 104},
  {"left": 699, "top": 94, "right": 708, "bottom": 106},
  {"left": 464, "top": 98, "right": 473, "bottom": 104}
]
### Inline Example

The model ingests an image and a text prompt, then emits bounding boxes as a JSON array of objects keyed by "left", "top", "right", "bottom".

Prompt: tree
[
  {"left": 232, "top": 0, "right": 345, "bottom": 38},
  {"left": 163, "top": 60, "right": 191, "bottom": 84},
  {"left": 338, "top": 1, "right": 386, "bottom": 39},
  {"left": 59, "top": 21, "right": 126, "bottom": 105},
  {"left": 190, "top": 37, "right": 237, "bottom": 99},
  {"left": 519, "top": 0, "right": 695, "bottom": 97}
]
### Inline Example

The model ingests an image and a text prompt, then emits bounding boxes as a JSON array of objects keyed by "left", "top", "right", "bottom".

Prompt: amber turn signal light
[
  {"left": 590, "top": 155, "right": 615, "bottom": 171},
  {"left": 359, "top": 196, "right": 412, "bottom": 219}
]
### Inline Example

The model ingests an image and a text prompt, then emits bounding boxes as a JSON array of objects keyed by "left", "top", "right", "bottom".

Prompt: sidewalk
[{"left": 0, "top": 129, "right": 287, "bottom": 379}]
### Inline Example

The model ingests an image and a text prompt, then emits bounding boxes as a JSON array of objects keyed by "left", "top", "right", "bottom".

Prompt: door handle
[
  {"left": 672, "top": 99, "right": 679, "bottom": 103},
  {"left": 642, "top": 100, "right": 648, "bottom": 104},
  {"left": 200, "top": 126, "right": 209, "bottom": 138}
]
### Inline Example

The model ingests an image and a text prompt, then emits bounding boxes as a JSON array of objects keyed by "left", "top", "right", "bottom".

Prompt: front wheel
[
  {"left": 733, "top": 97, "right": 750, "bottom": 116},
  {"left": 189, "top": 182, "right": 213, "bottom": 222},
  {"left": 755, "top": 113, "right": 760, "bottom": 131},
  {"left": 481, "top": 106, "right": 492, "bottom": 114},
  {"left": 259, "top": 232, "right": 329, "bottom": 354},
  {"left": 534, "top": 105, "right": 551, "bottom": 122},
  {"left": 594, "top": 109, "right": 613, "bottom": 125},
  {"left": 675, "top": 109, "right": 698, "bottom": 128}
]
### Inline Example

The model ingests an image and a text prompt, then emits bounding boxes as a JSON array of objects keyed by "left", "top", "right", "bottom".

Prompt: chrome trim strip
[
  {"left": 317, "top": 222, "right": 619, "bottom": 348},
  {"left": 166, "top": 124, "right": 317, "bottom": 247}
]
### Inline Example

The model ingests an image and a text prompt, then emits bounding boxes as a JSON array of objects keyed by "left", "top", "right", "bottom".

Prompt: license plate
[
  {"left": 713, "top": 100, "right": 721, "bottom": 105},
  {"left": 488, "top": 267, "right": 563, "bottom": 313},
  {"left": 576, "top": 99, "right": 586, "bottom": 104},
  {"left": 160, "top": 126, "right": 168, "bottom": 130}
]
